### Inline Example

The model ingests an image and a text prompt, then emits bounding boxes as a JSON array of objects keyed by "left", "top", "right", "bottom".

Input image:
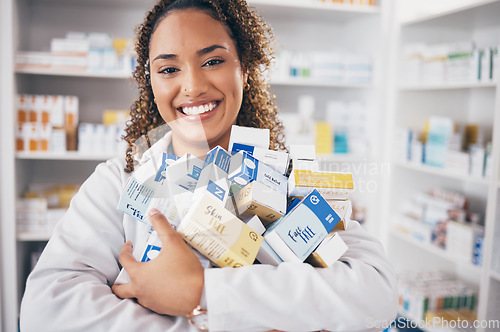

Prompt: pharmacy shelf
[
  {"left": 270, "top": 77, "right": 373, "bottom": 89},
  {"left": 17, "top": 231, "right": 53, "bottom": 242},
  {"left": 393, "top": 161, "right": 490, "bottom": 186},
  {"left": 390, "top": 228, "right": 482, "bottom": 274},
  {"left": 248, "top": 0, "right": 378, "bottom": 20},
  {"left": 15, "top": 68, "right": 375, "bottom": 89},
  {"left": 399, "top": 81, "right": 497, "bottom": 91},
  {"left": 401, "top": 0, "right": 500, "bottom": 28},
  {"left": 491, "top": 270, "right": 500, "bottom": 282},
  {"left": 317, "top": 153, "right": 367, "bottom": 163},
  {"left": 15, "top": 67, "right": 130, "bottom": 79},
  {"left": 28, "top": 0, "right": 156, "bottom": 9},
  {"left": 15, "top": 151, "right": 117, "bottom": 161}
]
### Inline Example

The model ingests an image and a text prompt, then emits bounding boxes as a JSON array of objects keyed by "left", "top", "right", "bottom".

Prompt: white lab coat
[{"left": 20, "top": 132, "right": 398, "bottom": 332}]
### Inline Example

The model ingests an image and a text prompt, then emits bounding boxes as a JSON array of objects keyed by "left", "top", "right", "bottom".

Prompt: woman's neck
[{"left": 171, "top": 136, "right": 230, "bottom": 160}]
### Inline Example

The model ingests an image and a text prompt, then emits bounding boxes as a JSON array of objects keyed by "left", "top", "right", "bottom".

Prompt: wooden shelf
[
  {"left": 393, "top": 161, "right": 490, "bottom": 186},
  {"left": 16, "top": 151, "right": 117, "bottom": 161},
  {"left": 390, "top": 229, "right": 482, "bottom": 274}
]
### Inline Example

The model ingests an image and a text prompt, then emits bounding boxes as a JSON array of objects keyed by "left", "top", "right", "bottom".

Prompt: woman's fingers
[
  {"left": 148, "top": 208, "right": 179, "bottom": 244},
  {"left": 111, "top": 282, "right": 136, "bottom": 299}
]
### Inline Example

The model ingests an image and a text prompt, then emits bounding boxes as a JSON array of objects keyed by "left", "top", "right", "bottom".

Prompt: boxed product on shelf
[
  {"left": 401, "top": 41, "right": 500, "bottom": 84},
  {"left": 398, "top": 271, "right": 477, "bottom": 322},
  {"left": 394, "top": 187, "right": 484, "bottom": 264},
  {"left": 15, "top": 94, "right": 79, "bottom": 153},
  {"left": 315, "top": 122, "right": 333, "bottom": 155},
  {"left": 16, "top": 31, "right": 136, "bottom": 74},
  {"left": 272, "top": 50, "right": 373, "bottom": 83},
  {"left": 326, "top": 100, "right": 370, "bottom": 157},
  {"left": 16, "top": 198, "right": 67, "bottom": 233},
  {"left": 395, "top": 120, "right": 490, "bottom": 177},
  {"left": 78, "top": 122, "right": 124, "bottom": 155},
  {"left": 425, "top": 309, "right": 477, "bottom": 326},
  {"left": 446, "top": 221, "right": 484, "bottom": 266},
  {"left": 15, "top": 51, "right": 52, "bottom": 70},
  {"left": 424, "top": 116, "right": 454, "bottom": 168}
]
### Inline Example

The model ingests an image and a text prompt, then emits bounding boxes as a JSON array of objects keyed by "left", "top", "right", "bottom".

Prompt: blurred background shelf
[
  {"left": 16, "top": 151, "right": 117, "bottom": 161},
  {"left": 390, "top": 229, "right": 482, "bottom": 274},
  {"left": 393, "top": 161, "right": 490, "bottom": 186},
  {"left": 15, "top": 67, "right": 130, "bottom": 79},
  {"left": 399, "top": 82, "right": 497, "bottom": 91},
  {"left": 17, "top": 231, "right": 53, "bottom": 242}
]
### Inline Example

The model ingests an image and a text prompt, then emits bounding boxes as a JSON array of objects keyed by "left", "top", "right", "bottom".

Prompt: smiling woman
[
  {"left": 19, "top": 1, "right": 398, "bottom": 331},
  {"left": 124, "top": 0, "right": 286, "bottom": 172},
  {"left": 149, "top": 9, "right": 247, "bottom": 157}
]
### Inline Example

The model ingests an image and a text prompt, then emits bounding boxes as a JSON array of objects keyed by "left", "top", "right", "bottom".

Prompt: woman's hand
[{"left": 112, "top": 209, "right": 204, "bottom": 316}]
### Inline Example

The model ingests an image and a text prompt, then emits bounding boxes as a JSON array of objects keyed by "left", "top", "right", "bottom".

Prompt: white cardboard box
[
  {"left": 233, "top": 180, "right": 286, "bottom": 225},
  {"left": 228, "top": 125, "right": 269, "bottom": 152},
  {"left": 305, "top": 232, "right": 347, "bottom": 268}
]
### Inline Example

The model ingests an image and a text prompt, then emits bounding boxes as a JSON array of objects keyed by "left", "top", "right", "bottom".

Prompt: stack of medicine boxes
[{"left": 115, "top": 125, "right": 353, "bottom": 284}]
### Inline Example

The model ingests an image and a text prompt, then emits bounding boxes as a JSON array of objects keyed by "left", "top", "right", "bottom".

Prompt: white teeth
[{"left": 182, "top": 102, "right": 217, "bottom": 115}]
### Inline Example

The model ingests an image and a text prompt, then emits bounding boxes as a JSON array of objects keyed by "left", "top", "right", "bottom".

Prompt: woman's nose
[{"left": 182, "top": 67, "right": 208, "bottom": 97}]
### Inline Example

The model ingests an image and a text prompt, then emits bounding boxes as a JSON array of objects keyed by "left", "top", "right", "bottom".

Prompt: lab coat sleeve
[
  {"left": 19, "top": 159, "right": 196, "bottom": 332},
  {"left": 205, "top": 220, "right": 398, "bottom": 332}
]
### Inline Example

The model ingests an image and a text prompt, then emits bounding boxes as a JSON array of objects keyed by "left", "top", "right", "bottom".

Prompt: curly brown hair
[{"left": 123, "top": 0, "right": 286, "bottom": 172}]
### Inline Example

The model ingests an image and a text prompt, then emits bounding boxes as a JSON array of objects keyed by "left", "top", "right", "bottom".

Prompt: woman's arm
[
  {"left": 114, "top": 207, "right": 398, "bottom": 332},
  {"left": 205, "top": 220, "right": 398, "bottom": 332},
  {"left": 19, "top": 159, "right": 198, "bottom": 332}
]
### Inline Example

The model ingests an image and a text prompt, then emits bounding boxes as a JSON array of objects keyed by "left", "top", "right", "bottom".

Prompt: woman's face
[{"left": 149, "top": 9, "right": 247, "bottom": 151}]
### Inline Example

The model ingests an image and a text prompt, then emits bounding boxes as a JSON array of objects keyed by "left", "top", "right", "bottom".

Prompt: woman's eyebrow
[
  {"left": 197, "top": 44, "right": 228, "bottom": 56},
  {"left": 153, "top": 53, "right": 177, "bottom": 62},
  {"left": 152, "top": 45, "right": 228, "bottom": 63}
]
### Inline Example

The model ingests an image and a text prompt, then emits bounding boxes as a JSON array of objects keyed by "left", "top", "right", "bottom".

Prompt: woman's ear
[{"left": 242, "top": 66, "right": 249, "bottom": 91}]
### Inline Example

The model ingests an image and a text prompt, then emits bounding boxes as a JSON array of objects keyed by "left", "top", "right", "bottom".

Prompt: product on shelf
[
  {"left": 15, "top": 31, "right": 137, "bottom": 75},
  {"left": 320, "top": 0, "right": 376, "bottom": 5},
  {"left": 393, "top": 187, "right": 484, "bottom": 266},
  {"left": 279, "top": 96, "right": 370, "bottom": 158},
  {"left": 398, "top": 271, "right": 477, "bottom": 323},
  {"left": 16, "top": 94, "right": 79, "bottom": 153},
  {"left": 401, "top": 41, "right": 499, "bottom": 85},
  {"left": 17, "top": 183, "right": 80, "bottom": 234},
  {"left": 272, "top": 50, "right": 372, "bottom": 83},
  {"left": 394, "top": 118, "right": 491, "bottom": 177}
]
